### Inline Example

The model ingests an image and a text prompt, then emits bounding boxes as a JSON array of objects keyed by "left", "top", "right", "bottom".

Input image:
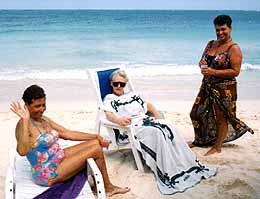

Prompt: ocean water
[{"left": 0, "top": 10, "right": 260, "bottom": 79}]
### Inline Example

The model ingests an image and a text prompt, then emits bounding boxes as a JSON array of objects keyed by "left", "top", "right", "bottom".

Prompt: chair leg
[
  {"left": 128, "top": 129, "right": 144, "bottom": 172},
  {"left": 131, "top": 146, "right": 144, "bottom": 172}
]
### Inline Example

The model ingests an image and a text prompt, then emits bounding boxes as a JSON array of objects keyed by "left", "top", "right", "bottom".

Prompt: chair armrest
[
  {"left": 146, "top": 110, "right": 166, "bottom": 119},
  {"left": 5, "top": 167, "right": 14, "bottom": 199},
  {"left": 5, "top": 148, "right": 15, "bottom": 199},
  {"left": 100, "top": 118, "right": 132, "bottom": 129},
  {"left": 87, "top": 158, "right": 106, "bottom": 199}
]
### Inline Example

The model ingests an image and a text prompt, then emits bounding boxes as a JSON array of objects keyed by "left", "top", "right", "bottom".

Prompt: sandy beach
[{"left": 0, "top": 73, "right": 259, "bottom": 199}]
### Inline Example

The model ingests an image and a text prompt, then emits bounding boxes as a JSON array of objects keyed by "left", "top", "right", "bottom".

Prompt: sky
[{"left": 0, "top": 0, "right": 260, "bottom": 10}]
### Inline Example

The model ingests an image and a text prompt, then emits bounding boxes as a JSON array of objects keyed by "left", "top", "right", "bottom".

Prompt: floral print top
[{"left": 26, "top": 122, "right": 64, "bottom": 186}]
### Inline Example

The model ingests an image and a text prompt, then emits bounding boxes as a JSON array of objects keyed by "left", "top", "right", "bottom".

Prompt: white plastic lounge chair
[
  {"left": 5, "top": 142, "right": 106, "bottom": 199},
  {"left": 87, "top": 66, "right": 144, "bottom": 172}
]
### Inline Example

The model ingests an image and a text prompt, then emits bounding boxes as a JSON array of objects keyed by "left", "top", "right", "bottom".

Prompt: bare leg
[
  {"left": 63, "top": 140, "right": 100, "bottom": 158},
  {"left": 205, "top": 104, "right": 228, "bottom": 156},
  {"left": 63, "top": 141, "right": 100, "bottom": 193},
  {"left": 51, "top": 139, "right": 130, "bottom": 196}
]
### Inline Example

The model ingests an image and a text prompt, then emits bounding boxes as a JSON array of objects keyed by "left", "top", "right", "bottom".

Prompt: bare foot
[
  {"left": 107, "top": 185, "right": 130, "bottom": 197},
  {"left": 204, "top": 146, "right": 221, "bottom": 156},
  {"left": 187, "top": 141, "right": 195, "bottom": 148}
]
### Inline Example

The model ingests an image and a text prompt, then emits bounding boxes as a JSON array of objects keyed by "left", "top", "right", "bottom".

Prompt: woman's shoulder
[
  {"left": 228, "top": 42, "right": 241, "bottom": 51},
  {"left": 122, "top": 91, "right": 141, "bottom": 99},
  {"left": 125, "top": 91, "right": 138, "bottom": 96},
  {"left": 103, "top": 92, "right": 140, "bottom": 101},
  {"left": 103, "top": 93, "right": 117, "bottom": 101},
  {"left": 203, "top": 40, "right": 217, "bottom": 52},
  {"left": 208, "top": 39, "right": 216, "bottom": 44},
  {"left": 42, "top": 116, "right": 51, "bottom": 123},
  {"left": 207, "top": 40, "right": 216, "bottom": 46},
  {"left": 227, "top": 42, "right": 242, "bottom": 59}
]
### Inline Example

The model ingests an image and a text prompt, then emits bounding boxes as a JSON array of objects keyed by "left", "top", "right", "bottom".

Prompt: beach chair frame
[
  {"left": 5, "top": 147, "right": 106, "bottom": 199},
  {"left": 87, "top": 66, "right": 144, "bottom": 172}
]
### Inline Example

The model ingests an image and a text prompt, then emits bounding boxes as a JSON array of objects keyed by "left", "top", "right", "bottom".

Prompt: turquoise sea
[{"left": 0, "top": 10, "right": 260, "bottom": 79}]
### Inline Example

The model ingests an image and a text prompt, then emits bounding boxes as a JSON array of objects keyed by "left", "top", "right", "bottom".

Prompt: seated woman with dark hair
[
  {"left": 10, "top": 84, "right": 130, "bottom": 197},
  {"left": 103, "top": 70, "right": 217, "bottom": 195}
]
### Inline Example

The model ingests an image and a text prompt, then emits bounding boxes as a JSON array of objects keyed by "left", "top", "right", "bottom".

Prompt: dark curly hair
[
  {"left": 22, "top": 84, "right": 46, "bottom": 105},
  {"left": 214, "top": 15, "right": 232, "bottom": 28}
]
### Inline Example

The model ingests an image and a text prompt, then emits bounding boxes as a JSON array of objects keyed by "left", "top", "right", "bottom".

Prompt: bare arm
[
  {"left": 47, "top": 117, "right": 112, "bottom": 148},
  {"left": 104, "top": 111, "right": 132, "bottom": 126},
  {"left": 47, "top": 117, "right": 99, "bottom": 141},
  {"left": 199, "top": 40, "right": 213, "bottom": 67},
  {"left": 214, "top": 45, "right": 242, "bottom": 77},
  {"left": 147, "top": 101, "right": 162, "bottom": 119},
  {"left": 10, "top": 102, "right": 31, "bottom": 156},
  {"left": 15, "top": 119, "right": 32, "bottom": 156}
]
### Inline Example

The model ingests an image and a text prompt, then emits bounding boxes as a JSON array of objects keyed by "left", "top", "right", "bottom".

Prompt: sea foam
[{"left": 0, "top": 63, "right": 259, "bottom": 80}]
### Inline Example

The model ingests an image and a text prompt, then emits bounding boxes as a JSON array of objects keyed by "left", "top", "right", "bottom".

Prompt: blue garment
[{"left": 26, "top": 120, "right": 64, "bottom": 186}]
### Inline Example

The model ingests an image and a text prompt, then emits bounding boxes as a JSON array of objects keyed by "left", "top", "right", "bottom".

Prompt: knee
[
  {"left": 189, "top": 111, "right": 194, "bottom": 119},
  {"left": 190, "top": 104, "right": 199, "bottom": 120},
  {"left": 91, "top": 140, "right": 103, "bottom": 157},
  {"left": 216, "top": 118, "right": 227, "bottom": 126},
  {"left": 91, "top": 139, "right": 100, "bottom": 146},
  {"left": 215, "top": 110, "right": 226, "bottom": 124},
  {"left": 190, "top": 109, "right": 197, "bottom": 120}
]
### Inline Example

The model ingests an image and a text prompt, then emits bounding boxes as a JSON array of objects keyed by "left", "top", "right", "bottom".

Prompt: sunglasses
[{"left": 112, "top": 82, "right": 126, "bottom": 88}]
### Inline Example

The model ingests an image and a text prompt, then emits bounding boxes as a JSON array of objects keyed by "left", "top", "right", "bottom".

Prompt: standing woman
[{"left": 190, "top": 15, "right": 254, "bottom": 156}]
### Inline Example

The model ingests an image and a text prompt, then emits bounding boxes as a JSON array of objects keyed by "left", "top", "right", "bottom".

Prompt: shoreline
[{"left": 1, "top": 71, "right": 260, "bottom": 111}]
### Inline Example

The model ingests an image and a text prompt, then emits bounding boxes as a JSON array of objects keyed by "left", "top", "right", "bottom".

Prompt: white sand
[{"left": 0, "top": 75, "right": 259, "bottom": 198}]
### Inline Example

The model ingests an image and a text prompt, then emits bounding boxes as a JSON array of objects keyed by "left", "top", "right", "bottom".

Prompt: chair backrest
[
  {"left": 87, "top": 66, "right": 145, "bottom": 172},
  {"left": 88, "top": 65, "right": 135, "bottom": 106},
  {"left": 97, "top": 68, "right": 120, "bottom": 100}
]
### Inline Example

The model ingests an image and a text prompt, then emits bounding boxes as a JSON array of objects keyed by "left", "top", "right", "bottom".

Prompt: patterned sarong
[{"left": 190, "top": 77, "right": 254, "bottom": 146}]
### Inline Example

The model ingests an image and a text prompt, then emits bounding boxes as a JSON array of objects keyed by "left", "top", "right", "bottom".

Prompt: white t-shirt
[{"left": 103, "top": 92, "right": 148, "bottom": 119}]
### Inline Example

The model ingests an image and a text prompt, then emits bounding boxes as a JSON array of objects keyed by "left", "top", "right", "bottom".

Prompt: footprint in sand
[
  {"left": 251, "top": 168, "right": 260, "bottom": 173},
  {"left": 218, "top": 179, "right": 255, "bottom": 194},
  {"left": 206, "top": 157, "right": 243, "bottom": 165}
]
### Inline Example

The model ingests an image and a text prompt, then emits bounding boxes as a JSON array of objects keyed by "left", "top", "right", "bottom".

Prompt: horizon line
[{"left": 0, "top": 8, "right": 259, "bottom": 11}]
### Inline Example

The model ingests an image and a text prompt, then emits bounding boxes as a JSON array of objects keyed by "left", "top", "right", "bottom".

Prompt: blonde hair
[{"left": 109, "top": 69, "right": 129, "bottom": 82}]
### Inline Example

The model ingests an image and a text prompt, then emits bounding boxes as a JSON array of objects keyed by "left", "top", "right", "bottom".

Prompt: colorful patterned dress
[
  {"left": 190, "top": 41, "right": 254, "bottom": 146},
  {"left": 104, "top": 92, "right": 216, "bottom": 194},
  {"left": 26, "top": 120, "right": 65, "bottom": 186}
]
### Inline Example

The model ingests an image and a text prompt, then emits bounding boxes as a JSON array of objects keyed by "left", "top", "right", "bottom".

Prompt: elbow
[
  {"left": 234, "top": 71, "right": 240, "bottom": 77},
  {"left": 58, "top": 131, "right": 70, "bottom": 140},
  {"left": 17, "top": 148, "right": 28, "bottom": 156},
  {"left": 104, "top": 111, "right": 110, "bottom": 119},
  {"left": 105, "top": 112, "right": 114, "bottom": 121},
  {"left": 16, "top": 144, "right": 30, "bottom": 156}
]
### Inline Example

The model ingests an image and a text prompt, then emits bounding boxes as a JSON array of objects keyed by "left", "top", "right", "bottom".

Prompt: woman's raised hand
[{"left": 10, "top": 102, "right": 30, "bottom": 119}]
